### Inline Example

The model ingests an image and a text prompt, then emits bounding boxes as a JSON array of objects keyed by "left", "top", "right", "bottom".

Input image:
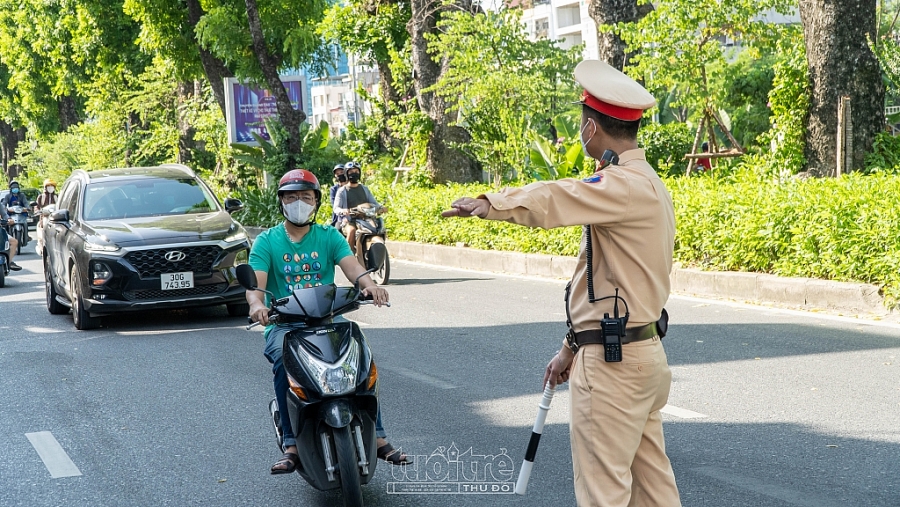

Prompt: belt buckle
[{"left": 565, "top": 328, "right": 579, "bottom": 354}]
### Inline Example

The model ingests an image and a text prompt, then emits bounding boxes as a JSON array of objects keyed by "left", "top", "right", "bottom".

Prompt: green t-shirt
[{"left": 248, "top": 222, "right": 354, "bottom": 301}]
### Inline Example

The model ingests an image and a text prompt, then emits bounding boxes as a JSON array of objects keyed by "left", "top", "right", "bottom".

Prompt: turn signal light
[
  {"left": 366, "top": 361, "right": 378, "bottom": 390},
  {"left": 287, "top": 375, "right": 308, "bottom": 401}
]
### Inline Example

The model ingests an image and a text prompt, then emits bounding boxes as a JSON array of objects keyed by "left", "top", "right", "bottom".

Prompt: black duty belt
[{"left": 573, "top": 322, "right": 658, "bottom": 347}]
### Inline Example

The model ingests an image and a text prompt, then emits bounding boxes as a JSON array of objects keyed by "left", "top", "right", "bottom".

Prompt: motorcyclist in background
[
  {"left": 0, "top": 199, "right": 22, "bottom": 270},
  {"left": 4, "top": 180, "right": 31, "bottom": 244},
  {"left": 329, "top": 164, "right": 347, "bottom": 227},
  {"left": 333, "top": 162, "right": 385, "bottom": 254}
]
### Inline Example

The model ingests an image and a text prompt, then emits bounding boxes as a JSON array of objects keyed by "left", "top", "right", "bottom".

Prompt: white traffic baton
[{"left": 514, "top": 382, "right": 556, "bottom": 495}]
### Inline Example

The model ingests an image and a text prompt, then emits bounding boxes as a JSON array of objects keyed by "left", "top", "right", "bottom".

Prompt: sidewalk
[
  {"left": 244, "top": 227, "right": 892, "bottom": 318},
  {"left": 386, "top": 240, "right": 893, "bottom": 319}
]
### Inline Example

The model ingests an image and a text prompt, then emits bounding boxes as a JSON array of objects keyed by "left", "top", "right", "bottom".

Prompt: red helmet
[{"left": 278, "top": 169, "right": 321, "bottom": 202}]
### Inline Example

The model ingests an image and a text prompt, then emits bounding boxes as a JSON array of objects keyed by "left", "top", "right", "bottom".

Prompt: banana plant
[{"left": 528, "top": 113, "right": 584, "bottom": 180}]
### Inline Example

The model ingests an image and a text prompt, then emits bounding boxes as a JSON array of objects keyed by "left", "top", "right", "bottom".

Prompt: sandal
[
  {"left": 377, "top": 443, "right": 412, "bottom": 466},
  {"left": 270, "top": 452, "right": 299, "bottom": 474}
]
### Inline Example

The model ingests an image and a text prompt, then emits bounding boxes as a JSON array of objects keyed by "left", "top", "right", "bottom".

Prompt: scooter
[
  {"left": 236, "top": 263, "right": 383, "bottom": 507},
  {"left": 347, "top": 203, "right": 390, "bottom": 285},
  {"left": 0, "top": 225, "right": 11, "bottom": 287},
  {"left": 8, "top": 203, "right": 32, "bottom": 254}
]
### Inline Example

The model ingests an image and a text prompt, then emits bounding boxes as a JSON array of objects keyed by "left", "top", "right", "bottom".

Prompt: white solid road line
[
  {"left": 661, "top": 404, "right": 708, "bottom": 419},
  {"left": 25, "top": 431, "right": 82, "bottom": 478}
]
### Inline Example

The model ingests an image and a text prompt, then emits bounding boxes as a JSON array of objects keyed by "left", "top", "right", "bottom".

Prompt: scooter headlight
[{"left": 297, "top": 340, "right": 361, "bottom": 396}]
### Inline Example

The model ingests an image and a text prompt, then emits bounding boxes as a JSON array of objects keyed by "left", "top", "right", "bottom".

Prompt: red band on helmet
[{"left": 581, "top": 91, "right": 644, "bottom": 121}]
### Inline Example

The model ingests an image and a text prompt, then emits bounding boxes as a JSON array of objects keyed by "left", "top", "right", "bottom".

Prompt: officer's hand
[
  {"left": 361, "top": 286, "right": 389, "bottom": 306},
  {"left": 441, "top": 197, "right": 490, "bottom": 218},
  {"left": 249, "top": 302, "right": 269, "bottom": 326},
  {"left": 543, "top": 352, "right": 573, "bottom": 388}
]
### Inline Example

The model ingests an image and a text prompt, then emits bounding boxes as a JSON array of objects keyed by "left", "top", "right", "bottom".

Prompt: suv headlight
[
  {"left": 84, "top": 242, "right": 121, "bottom": 253},
  {"left": 224, "top": 230, "right": 247, "bottom": 244}
]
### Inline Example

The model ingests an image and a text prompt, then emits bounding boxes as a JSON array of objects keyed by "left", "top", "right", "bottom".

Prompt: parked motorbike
[
  {"left": 347, "top": 203, "right": 390, "bottom": 285},
  {"left": 8, "top": 202, "right": 33, "bottom": 254},
  {"left": 236, "top": 262, "right": 385, "bottom": 507}
]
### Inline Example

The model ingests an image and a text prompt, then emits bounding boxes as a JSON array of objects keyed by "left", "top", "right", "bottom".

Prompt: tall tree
[
  {"left": 123, "top": 0, "right": 235, "bottom": 116},
  {"left": 799, "top": 0, "right": 884, "bottom": 175},
  {"left": 320, "top": 0, "right": 410, "bottom": 149},
  {"left": 407, "top": 0, "right": 481, "bottom": 183},
  {"left": 197, "top": 0, "right": 331, "bottom": 163},
  {"left": 588, "top": 0, "right": 652, "bottom": 70}
]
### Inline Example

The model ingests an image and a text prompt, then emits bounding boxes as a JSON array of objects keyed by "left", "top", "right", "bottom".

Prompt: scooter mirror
[
  {"left": 353, "top": 268, "right": 377, "bottom": 287},
  {"left": 235, "top": 264, "right": 258, "bottom": 290}
]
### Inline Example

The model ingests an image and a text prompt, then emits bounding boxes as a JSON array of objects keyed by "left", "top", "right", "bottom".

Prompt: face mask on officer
[
  {"left": 580, "top": 119, "right": 596, "bottom": 159},
  {"left": 347, "top": 171, "right": 361, "bottom": 184},
  {"left": 283, "top": 198, "right": 316, "bottom": 225}
]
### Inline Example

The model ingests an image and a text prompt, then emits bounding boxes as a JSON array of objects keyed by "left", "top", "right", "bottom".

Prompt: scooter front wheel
[{"left": 334, "top": 425, "right": 364, "bottom": 507}]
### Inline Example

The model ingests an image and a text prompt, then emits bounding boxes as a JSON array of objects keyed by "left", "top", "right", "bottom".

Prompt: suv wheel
[
  {"left": 45, "top": 256, "right": 67, "bottom": 315},
  {"left": 70, "top": 264, "right": 101, "bottom": 330}
]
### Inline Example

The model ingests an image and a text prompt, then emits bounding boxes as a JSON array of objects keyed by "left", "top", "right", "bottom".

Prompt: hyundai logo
[{"left": 164, "top": 251, "right": 186, "bottom": 263}]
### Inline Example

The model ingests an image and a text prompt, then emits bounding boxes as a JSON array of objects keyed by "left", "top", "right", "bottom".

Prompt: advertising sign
[{"left": 223, "top": 76, "right": 308, "bottom": 146}]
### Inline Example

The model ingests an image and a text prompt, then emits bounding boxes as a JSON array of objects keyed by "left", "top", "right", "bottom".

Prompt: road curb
[
  {"left": 386, "top": 240, "right": 890, "bottom": 316},
  {"left": 244, "top": 227, "right": 890, "bottom": 315}
]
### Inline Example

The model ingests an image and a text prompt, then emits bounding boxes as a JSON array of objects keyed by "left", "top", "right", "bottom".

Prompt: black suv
[{"left": 43, "top": 165, "right": 251, "bottom": 329}]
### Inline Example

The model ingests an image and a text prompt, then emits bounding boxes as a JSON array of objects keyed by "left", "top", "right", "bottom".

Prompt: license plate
[{"left": 161, "top": 272, "right": 194, "bottom": 290}]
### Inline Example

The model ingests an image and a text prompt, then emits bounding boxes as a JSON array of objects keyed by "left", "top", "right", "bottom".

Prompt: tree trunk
[
  {"left": 0, "top": 120, "right": 25, "bottom": 181},
  {"left": 57, "top": 95, "right": 80, "bottom": 132},
  {"left": 799, "top": 0, "right": 884, "bottom": 176},
  {"left": 244, "top": 0, "right": 306, "bottom": 160},
  {"left": 377, "top": 63, "right": 400, "bottom": 152},
  {"left": 185, "top": 0, "right": 233, "bottom": 118},
  {"left": 588, "top": 0, "right": 653, "bottom": 70},
  {"left": 407, "top": 0, "right": 480, "bottom": 183}
]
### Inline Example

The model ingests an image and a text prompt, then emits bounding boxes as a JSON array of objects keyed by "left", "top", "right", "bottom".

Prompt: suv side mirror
[
  {"left": 223, "top": 198, "right": 243, "bottom": 214},
  {"left": 49, "top": 209, "right": 70, "bottom": 224}
]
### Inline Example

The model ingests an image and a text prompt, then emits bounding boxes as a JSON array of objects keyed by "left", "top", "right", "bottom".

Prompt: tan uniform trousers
[{"left": 570, "top": 336, "right": 681, "bottom": 507}]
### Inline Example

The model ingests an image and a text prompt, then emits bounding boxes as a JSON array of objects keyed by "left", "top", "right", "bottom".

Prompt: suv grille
[
  {"left": 124, "top": 283, "right": 228, "bottom": 301},
  {"left": 126, "top": 246, "right": 223, "bottom": 278}
]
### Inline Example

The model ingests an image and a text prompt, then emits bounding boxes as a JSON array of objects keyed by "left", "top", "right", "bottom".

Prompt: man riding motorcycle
[
  {"left": 246, "top": 169, "right": 409, "bottom": 474},
  {"left": 0, "top": 199, "right": 22, "bottom": 270},
  {"left": 332, "top": 162, "right": 385, "bottom": 254}
]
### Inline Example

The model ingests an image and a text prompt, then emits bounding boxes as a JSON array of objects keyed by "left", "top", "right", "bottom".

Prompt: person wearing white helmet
[{"left": 443, "top": 60, "right": 681, "bottom": 506}]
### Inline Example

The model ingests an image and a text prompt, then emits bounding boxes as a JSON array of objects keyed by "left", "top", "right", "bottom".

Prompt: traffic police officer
[{"left": 442, "top": 59, "right": 681, "bottom": 506}]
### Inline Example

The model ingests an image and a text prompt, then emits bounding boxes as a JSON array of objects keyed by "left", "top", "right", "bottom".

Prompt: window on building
[{"left": 535, "top": 18, "right": 549, "bottom": 39}]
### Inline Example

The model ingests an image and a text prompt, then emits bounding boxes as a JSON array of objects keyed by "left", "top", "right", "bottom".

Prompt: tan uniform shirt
[{"left": 482, "top": 149, "right": 675, "bottom": 331}]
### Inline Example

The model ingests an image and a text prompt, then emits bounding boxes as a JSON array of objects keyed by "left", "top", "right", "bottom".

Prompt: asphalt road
[{"left": 1, "top": 249, "right": 898, "bottom": 507}]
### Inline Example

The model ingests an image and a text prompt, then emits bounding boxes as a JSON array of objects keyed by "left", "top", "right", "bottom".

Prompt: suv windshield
[{"left": 82, "top": 177, "right": 218, "bottom": 221}]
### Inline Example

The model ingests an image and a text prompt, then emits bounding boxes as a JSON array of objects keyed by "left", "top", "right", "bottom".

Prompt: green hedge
[{"left": 368, "top": 174, "right": 900, "bottom": 308}]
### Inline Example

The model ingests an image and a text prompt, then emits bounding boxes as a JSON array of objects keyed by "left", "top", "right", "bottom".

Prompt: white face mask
[
  {"left": 580, "top": 119, "right": 596, "bottom": 159},
  {"left": 46, "top": 186, "right": 55, "bottom": 194},
  {"left": 284, "top": 199, "right": 315, "bottom": 225}
]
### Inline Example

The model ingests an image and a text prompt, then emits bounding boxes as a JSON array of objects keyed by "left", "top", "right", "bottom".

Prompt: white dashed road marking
[
  {"left": 25, "top": 431, "right": 82, "bottom": 478},
  {"left": 661, "top": 404, "right": 708, "bottom": 419}
]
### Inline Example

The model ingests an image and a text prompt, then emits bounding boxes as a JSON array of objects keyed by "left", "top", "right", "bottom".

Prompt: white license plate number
[{"left": 161, "top": 272, "right": 194, "bottom": 290}]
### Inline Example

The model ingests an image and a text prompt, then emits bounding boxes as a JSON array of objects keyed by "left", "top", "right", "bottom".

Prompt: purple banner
[{"left": 230, "top": 81, "right": 304, "bottom": 143}]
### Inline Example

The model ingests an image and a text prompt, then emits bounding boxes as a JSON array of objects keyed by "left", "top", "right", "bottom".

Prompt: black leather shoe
[{"left": 8, "top": 262, "right": 22, "bottom": 271}]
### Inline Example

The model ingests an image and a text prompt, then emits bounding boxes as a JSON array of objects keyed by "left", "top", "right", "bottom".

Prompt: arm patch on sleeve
[{"left": 583, "top": 174, "right": 603, "bottom": 184}]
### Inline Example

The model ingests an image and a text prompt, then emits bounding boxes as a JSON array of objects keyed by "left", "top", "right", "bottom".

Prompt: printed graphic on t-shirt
[{"left": 282, "top": 250, "right": 324, "bottom": 293}]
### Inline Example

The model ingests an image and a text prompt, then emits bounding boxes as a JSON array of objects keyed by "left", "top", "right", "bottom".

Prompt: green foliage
[
  {"left": 230, "top": 118, "right": 336, "bottom": 183},
  {"left": 638, "top": 122, "right": 695, "bottom": 176},
  {"left": 614, "top": 0, "right": 792, "bottom": 115},
  {"left": 426, "top": 7, "right": 579, "bottom": 187},
  {"left": 757, "top": 30, "right": 809, "bottom": 176},
  {"left": 668, "top": 169, "right": 900, "bottom": 307},
  {"left": 863, "top": 131, "right": 900, "bottom": 174},
  {"left": 527, "top": 113, "right": 589, "bottom": 181},
  {"left": 715, "top": 51, "right": 777, "bottom": 151}
]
